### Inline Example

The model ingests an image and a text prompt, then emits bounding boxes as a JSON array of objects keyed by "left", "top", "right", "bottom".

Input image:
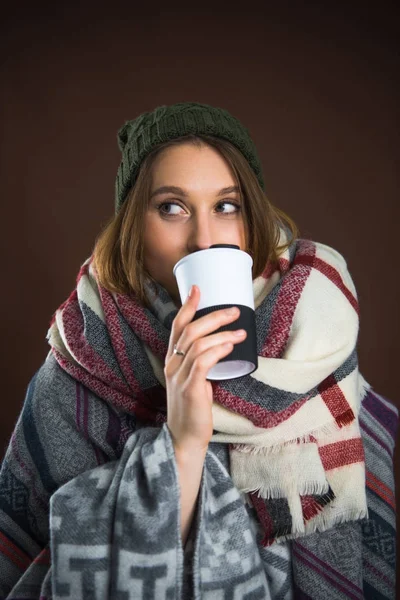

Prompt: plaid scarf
[{"left": 47, "top": 233, "right": 369, "bottom": 545}]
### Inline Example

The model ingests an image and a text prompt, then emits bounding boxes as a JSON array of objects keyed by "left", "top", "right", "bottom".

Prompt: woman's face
[{"left": 143, "top": 143, "right": 246, "bottom": 307}]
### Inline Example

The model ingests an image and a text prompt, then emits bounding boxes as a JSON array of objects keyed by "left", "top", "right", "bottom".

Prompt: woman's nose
[{"left": 187, "top": 220, "right": 215, "bottom": 252}]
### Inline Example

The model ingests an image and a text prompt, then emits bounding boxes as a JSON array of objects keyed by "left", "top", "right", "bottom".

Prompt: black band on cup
[{"left": 193, "top": 304, "right": 258, "bottom": 378}]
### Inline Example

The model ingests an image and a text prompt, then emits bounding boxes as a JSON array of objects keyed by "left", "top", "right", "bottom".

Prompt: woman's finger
[
  {"left": 166, "top": 284, "right": 199, "bottom": 360},
  {"left": 175, "top": 328, "right": 246, "bottom": 382},
  {"left": 188, "top": 341, "right": 234, "bottom": 384}
]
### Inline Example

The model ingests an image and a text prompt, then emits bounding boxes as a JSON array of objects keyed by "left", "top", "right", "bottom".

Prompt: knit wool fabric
[
  {"left": 0, "top": 356, "right": 295, "bottom": 599},
  {"left": 0, "top": 237, "right": 397, "bottom": 598},
  {"left": 43, "top": 232, "right": 368, "bottom": 545},
  {"left": 0, "top": 360, "right": 396, "bottom": 598},
  {"left": 115, "top": 102, "right": 265, "bottom": 212}
]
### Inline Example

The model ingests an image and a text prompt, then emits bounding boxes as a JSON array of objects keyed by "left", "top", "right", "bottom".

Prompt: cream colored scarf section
[{"left": 144, "top": 237, "right": 369, "bottom": 538}]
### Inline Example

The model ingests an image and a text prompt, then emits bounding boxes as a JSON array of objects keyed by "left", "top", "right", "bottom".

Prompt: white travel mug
[{"left": 173, "top": 244, "right": 258, "bottom": 380}]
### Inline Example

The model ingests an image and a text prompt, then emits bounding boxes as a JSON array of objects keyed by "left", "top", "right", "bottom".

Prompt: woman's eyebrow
[{"left": 150, "top": 185, "right": 240, "bottom": 199}]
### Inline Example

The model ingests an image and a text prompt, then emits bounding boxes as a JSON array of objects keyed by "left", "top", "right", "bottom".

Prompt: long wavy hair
[{"left": 93, "top": 134, "right": 299, "bottom": 309}]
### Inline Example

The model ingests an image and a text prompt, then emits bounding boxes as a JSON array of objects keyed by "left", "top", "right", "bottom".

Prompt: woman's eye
[
  {"left": 158, "top": 202, "right": 183, "bottom": 216},
  {"left": 157, "top": 201, "right": 241, "bottom": 217},
  {"left": 216, "top": 201, "right": 241, "bottom": 214}
]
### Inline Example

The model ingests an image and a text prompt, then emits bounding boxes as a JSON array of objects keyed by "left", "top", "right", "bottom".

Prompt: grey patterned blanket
[{"left": 0, "top": 354, "right": 397, "bottom": 598}]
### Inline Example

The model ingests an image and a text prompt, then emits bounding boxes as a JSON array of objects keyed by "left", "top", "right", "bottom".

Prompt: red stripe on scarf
[
  {"left": 301, "top": 496, "right": 324, "bottom": 521},
  {"left": 213, "top": 384, "right": 308, "bottom": 428},
  {"left": 319, "top": 438, "right": 364, "bottom": 471},
  {"left": 249, "top": 493, "right": 276, "bottom": 546},
  {"left": 61, "top": 291, "right": 132, "bottom": 396},
  {"left": 0, "top": 531, "right": 31, "bottom": 571},
  {"left": 366, "top": 471, "right": 396, "bottom": 509},
  {"left": 55, "top": 346, "right": 168, "bottom": 423},
  {"left": 294, "top": 255, "right": 359, "bottom": 314},
  {"left": 52, "top": 348, "right": 144, "bottom": 414},
  {"left": 116, "top": 293, "right": 168, "bottom": 356},
  {"left": 99, "top": 286, "right": 144, "bottom": 396},
  {"left": 262, "top": 262, "right": 278, "bottom": 280},
  {"left": 278, "top": 256, "right": 291, "bottom": 274},
  {"left": 262, "top": 241, "right": 316, "bottom": 358},
  {"left": 262, "top": 255, "right": 290, "bottom": 280},
  {"left": 318, "top": 375, "right": 355, "bottom": 426}
]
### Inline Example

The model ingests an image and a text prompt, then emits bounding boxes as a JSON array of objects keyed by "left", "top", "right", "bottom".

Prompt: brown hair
[{"left": 93, "top": 135, "right": 299, "bottom": 309}]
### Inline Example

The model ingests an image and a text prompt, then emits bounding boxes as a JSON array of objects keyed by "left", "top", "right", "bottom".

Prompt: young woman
[{"left": 0, "top": 102, "right": 397, "bottom": 599}]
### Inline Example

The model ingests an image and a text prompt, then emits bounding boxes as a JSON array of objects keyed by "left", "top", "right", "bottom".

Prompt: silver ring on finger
[{"left": 173, "top": 343, "right": 186, "bottom": 357}]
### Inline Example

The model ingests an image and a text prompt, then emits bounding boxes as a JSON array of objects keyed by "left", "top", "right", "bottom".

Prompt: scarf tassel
[
  {"left": 335, "top": 408, "right": 355, "bottom": 427},
  {"left": 300, "top": 487, "right": 336, "bottom": 521},
  {"left": 239, "top": 482, "right": 330, "bottom": 500},
  {"left": 249, "top": 486, "right": 337, "bottom": 546}
]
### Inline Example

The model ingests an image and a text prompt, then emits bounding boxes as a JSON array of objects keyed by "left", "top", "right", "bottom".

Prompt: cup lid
[
  {"left": 209, "top": 244, "right": 240, "bottom": 250},
  {"left": 173, "top": 244, "right": 251, "bottom": 277}
]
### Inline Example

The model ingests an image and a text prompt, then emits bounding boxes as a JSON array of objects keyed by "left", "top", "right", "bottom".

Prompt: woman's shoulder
[
  {"left": 308, "top": 239, "right": 357, "bottom": 297},
  {"left": 23, "top": 353, "right": 121, "bottom": 447},
  {"left": 34, "top": 350, "right": 75, "bottom": 387},
  {"left": 312, "top": 239, "right": 349, "bottom": 267},
  {"left": 16, "top": 353, "right": 132, "bottom": 487},
  {"left": 26, "top": 352, "right": 84, "bottom": 415}
]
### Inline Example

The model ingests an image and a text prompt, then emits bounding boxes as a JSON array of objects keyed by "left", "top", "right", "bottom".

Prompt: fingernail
[
  {"left": 225, "top": 307, "right": 239, "bottom": 315},
  {"left": 187, "top": 285, "right": 195, "bottom": 301}
]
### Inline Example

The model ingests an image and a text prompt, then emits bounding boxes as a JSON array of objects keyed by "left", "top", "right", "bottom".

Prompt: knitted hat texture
[{"left": 115, "top": 102, "right": 264, "bottom": 213}]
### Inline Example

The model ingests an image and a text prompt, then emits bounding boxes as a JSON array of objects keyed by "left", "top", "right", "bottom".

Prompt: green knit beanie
[{"left": 115, "top": 102, "right": 265, "bottom": 213}]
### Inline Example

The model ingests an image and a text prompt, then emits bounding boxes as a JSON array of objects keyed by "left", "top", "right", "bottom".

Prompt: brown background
[{"left": 1, "top": 1, "right": 399, "bottom": 591}]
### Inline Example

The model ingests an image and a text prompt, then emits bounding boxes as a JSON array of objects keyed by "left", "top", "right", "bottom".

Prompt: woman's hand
[
  {"left": 164, "top": 284, "right": 247, "bottom": 544},
  {"left": 164, "top": 284, "right": 247, "bottom": 455}
]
